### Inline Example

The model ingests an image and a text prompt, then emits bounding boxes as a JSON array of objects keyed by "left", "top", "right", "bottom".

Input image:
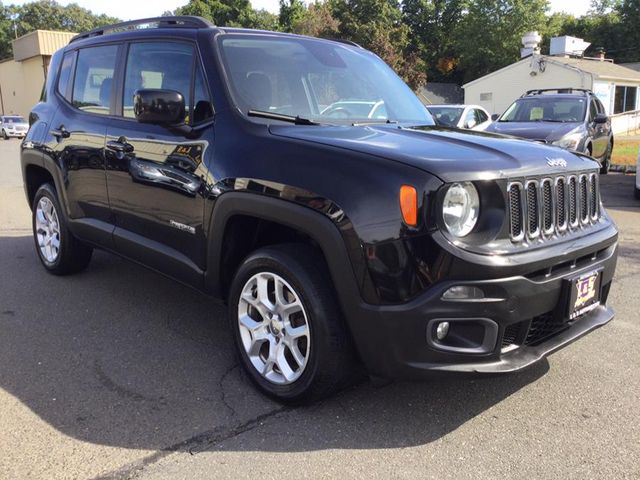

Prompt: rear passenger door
[
  {"left": 45, "top": 44, "right": 120, "bottom": 247},
  {"left": 104, "top": 40, "right": 214, "bottom": 287}
]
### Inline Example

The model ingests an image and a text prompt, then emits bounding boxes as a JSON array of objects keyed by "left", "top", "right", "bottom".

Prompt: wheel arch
[{"left": 205, "top": 192, "right": 363, "bottom": 318}]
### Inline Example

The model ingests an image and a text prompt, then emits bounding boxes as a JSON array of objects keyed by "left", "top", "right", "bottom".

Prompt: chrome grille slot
[
  {"left": 589, "top": 173, "right": 599, "bottom": 220},
  {"left": 541, "top": 179, "right": 554, "bottom": 235},
  {"left": 508, "top": 183, "right": 524, "bottom": 241},
  {"left": 525, "top": 180, "right": 540, "bottom": 238},
  {"left": 555, "top": 177, "right": 567, "bottom": 231},
  {"left": 568, "top": 176, "right": 578, "bottom": 227},
  {"left": 507, "top": 171, "right": 600, "bottom": 243},
  {"left": 579, "top": 174, "right": 589, "bottom": 223}
]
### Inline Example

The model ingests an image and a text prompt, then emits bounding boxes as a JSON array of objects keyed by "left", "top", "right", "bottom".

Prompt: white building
[{"left": 463, "top": 35, "right": 640, "bottom": 120}]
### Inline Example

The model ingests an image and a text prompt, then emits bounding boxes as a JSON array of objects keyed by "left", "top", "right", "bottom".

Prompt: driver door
[{"left": 105, "top": 40, "right": 215, "bottom": 287}]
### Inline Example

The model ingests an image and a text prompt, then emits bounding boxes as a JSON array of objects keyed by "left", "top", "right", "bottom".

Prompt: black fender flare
[{"left": 204, "top": 192, "right": 363, "bottom": 318}]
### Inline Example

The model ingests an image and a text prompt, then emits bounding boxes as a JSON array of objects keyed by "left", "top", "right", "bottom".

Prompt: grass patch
[{"left": 611, "top": 138, "right": 640, "bottom": 166}]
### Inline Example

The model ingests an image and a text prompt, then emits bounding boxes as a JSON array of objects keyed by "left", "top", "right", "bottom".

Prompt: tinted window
[
  {"left": 123, "top": 42, "right": 194, "bottom": 121},
  {"left": 475, "top": 109, "right": 488, "bottom": 123},
  {"left": 72, "top": 45, "right": 118, "bottom": 115},
  {"left": 57, "top": 51, "right": 75, "bottom": 100},
  {"left": 589, "top": 100, "right": 598, "bottom": 122}
]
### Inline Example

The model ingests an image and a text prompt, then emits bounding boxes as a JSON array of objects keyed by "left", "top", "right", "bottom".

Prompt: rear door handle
[{"left": 51, "top": 126, "right": 70, "bottom": 139}]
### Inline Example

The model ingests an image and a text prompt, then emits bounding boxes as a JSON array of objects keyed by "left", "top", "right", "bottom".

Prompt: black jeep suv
[{"left": 21, "top": 17, "right": 618, "bottom": 403}]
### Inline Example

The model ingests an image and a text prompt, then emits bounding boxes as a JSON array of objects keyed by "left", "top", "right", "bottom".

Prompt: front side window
[
  {"left": 72, "top": 45, "right": 118, "bottom": 115},
  {"left": 475, "top": 109, "right": 488, "bottom": 123},
  {"left": 217, "top": 35, "right": 433, "bottom": 125},
  {"left": 500, "top": 97, "right": 586, "bottom": 123},
  {"left": 123, "top": 42, "right": 213, "bottom": 124},
  {"left": 589, "top": 100, "right": 598, "bottom": 123}
]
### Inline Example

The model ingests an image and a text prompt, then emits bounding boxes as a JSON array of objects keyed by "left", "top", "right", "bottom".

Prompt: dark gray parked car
[{"left": 486, "top": 89, "right": 613, "bottom": 174}]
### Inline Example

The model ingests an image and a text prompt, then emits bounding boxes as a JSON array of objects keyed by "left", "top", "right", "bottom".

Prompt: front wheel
[
  {"left": 228, "top": 244, "right": 357, "bottom": 404},
  {"left": 32, "top": 183, "right": 93, "bottom": 275},
  {"left": 2, "top": 130, "right": 8, "bottom": 140},
  {"left": 600, "top": 141, "right": 612, "bottom": 175}
]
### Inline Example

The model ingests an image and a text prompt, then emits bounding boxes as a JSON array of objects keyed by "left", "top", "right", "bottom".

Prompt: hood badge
[{"left": 546, "top": 157, "right": 568, "bottom": 168}]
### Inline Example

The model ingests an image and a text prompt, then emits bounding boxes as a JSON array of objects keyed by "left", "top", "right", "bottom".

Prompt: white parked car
[
  {"left": 1, "top": 115, "right": 29, "bottom": 139},
  {"left": 426, "top": 104, "right": 492, "bottom": 131}
]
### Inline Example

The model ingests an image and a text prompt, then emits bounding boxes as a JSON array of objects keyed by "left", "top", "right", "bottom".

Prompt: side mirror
[
  {"left": 134, "top": 89, "right": 185, "bottom": 125},
  {"left": 491, "top": 113, "right": 500, "bottom": 121},
  {"left": 594, "top": 113, "right": 608, "bottom": 124}
]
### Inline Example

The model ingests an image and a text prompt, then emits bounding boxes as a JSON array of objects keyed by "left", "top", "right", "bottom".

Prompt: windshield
[
  {"left": 217, "top": 35, "right": 434, "bottom": 125},
  {"left": 499, "top": 97, "right": 586, "bottom": 123},
  {"left": 426, "top": 107, "right": 463, "bottom": 127},
  {"left": 3, "top": 116, "right": 26, "bottom": 123}
]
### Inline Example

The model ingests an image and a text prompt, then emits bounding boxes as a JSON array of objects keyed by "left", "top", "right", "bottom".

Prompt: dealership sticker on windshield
[{"left": 569, "top": 269, "right": 602, "bottom": 320}]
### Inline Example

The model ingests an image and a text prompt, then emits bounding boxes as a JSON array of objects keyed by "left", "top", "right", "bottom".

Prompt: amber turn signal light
[{"left": 399, "top": 185, "right": 418, "bottom": 226}]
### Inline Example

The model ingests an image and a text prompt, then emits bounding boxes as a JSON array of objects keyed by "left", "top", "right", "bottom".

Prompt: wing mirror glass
[
  {"left": 594, "top": 113, "right": 608, "bottom": 124},
  {"left": 134, "top": 89, "right": 185, "bottom": 126}
]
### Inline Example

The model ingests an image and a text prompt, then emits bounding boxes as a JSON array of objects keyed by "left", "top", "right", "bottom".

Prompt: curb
[{"left": 610, "top": 164, "right": 637, "bottom": 174}]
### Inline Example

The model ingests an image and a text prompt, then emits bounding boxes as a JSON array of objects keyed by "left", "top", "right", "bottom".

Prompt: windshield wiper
[
  {"left": 352, "top": 119, "right": 398, "bottom": 126},
  {"left": 247, "top": 110, "right": 320, "bottom": 125}
]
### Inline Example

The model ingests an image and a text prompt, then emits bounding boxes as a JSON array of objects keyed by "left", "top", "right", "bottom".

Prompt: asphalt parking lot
[{"left": 1, "top": 138, "right": 639, "bottom": 480}]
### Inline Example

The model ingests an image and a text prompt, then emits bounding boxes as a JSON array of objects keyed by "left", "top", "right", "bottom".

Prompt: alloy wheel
[
  {"left": 35, "top": 196, "right": 61, "bottom": 263},
  {"left": 237, "top": 272, "right": 311, "bottom": 385}
]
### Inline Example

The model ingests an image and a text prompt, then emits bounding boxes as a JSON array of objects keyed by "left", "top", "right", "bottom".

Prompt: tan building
[{"left": 0, "top": 30, "right": 75, "bottom": 118}]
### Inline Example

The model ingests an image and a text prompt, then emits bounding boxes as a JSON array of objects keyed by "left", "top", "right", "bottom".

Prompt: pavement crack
[
  {"left": 218, "top": 363, "right": 240, "bottom": 418},
  {"left": 92, "top": 406, "right": 289, "bottom": 480}
]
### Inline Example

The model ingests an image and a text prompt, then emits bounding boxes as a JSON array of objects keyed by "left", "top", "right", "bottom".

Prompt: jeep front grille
[{"left": 507, "top": 172, "right": 600, "bottom": 242}]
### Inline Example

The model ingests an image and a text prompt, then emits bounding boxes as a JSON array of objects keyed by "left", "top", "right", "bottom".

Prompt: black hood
[
  {"left": 269, "top": 124, "right": 598, "bottom": 183},
  {"left": 485, "top": 121, "right": 582, "bottom": 142}
]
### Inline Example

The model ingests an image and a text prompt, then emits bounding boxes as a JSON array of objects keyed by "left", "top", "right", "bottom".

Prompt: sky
[{"left": 9, "top": 0, "right": 592, "bottom": 19}]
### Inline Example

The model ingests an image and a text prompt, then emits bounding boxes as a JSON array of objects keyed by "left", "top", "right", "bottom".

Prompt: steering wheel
[{"left": 322, "top": 106, "right": 354, "bottom": 119}]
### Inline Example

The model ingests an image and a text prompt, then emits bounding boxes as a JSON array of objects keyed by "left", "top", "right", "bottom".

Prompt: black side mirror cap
[
  {"left": 134, "top": 89, "right": 185, "bottom": 126},
  {"left": 491, "top": 114, "right": 500, "bottom": 121},
  {"left": 594, "top": 113, "right": 608, "bottom": 124}
]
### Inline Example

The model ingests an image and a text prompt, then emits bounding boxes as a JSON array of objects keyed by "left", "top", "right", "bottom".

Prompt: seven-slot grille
[{"left": 508, "top": 172, "right": 600, "bottom": 242}]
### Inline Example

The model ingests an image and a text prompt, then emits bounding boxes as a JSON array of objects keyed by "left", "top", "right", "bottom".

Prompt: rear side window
[
  {"left": 123, "top": 42, "right": 213, "bottom": 124},
  {"left": 475, "top": 109, "right": 488, "bottom": 123},
  {"left": 57, "top": 52, "right": 76, "bottom": 100},
  {"left": 72, "top": 45, "right": 118, "bottom": 115}
]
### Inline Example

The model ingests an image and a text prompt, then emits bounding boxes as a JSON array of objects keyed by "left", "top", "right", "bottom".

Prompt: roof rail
[
  {"left": 70, "top": 16, "right": 214, "bottom": 43},
  {"left": 330, "top": 38, "right": 363, "bottom": 48},
  {"left": 522, "top": 88, "right": 592, "bottom": 97}
]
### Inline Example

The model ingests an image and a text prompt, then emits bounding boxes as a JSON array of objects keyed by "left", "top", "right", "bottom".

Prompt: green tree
[
  {"left": 401, "top": 0, "right": 467, "bottom": 82},
  {"left": 176, "top": 0, "right": 265, "bottom": 27},
  {"left": 456, "top": 0, "right": 549, "bottom": 82},
  {"left": 0, "top": 2, "right": 13, "bottom": 59},
  {"left": 290, "top": 1, "right": 339, "bottom": 37},
  {"left": 616, "top": 0, "right": 640, "bottom": 62},
  {"left": 279, "top": 0, "right": 305, "bottom": 32}
]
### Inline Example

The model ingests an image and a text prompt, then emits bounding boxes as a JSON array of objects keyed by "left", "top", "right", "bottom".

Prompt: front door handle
[
  {"left": 106, "top": 138, "right": 134, "bottom": 154},
  {"left": 51, "top": 126, "right": 70, "bottom": 139}
]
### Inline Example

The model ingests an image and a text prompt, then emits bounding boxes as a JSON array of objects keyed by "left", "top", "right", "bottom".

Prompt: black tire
[
  {"left": 32, "top": 183, "right": 93, "bottom": 275},
  {"left": 635, "top": 185, "right": 640, "bottom": 200},
  {"left": 600, "top": 141, "right": 612, "bottom": 175},
  {"left": 228, "top": 244, "right": 357, "bottom": 404},
  {"left": 2, "top": 130, "right": 8, "bottom": 140}
]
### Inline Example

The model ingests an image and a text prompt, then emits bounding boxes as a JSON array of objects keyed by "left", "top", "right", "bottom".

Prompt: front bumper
[
  {"left": 348, "top": 228, "right": 618, "bottom": 379},
  {"left": 4, "top": 130, "right": 26, "bottom": 138}
]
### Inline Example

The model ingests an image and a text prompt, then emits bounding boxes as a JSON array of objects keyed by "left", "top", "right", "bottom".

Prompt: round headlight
[{"left": 442, "top": 182, "right": 479, "bottom": 237}]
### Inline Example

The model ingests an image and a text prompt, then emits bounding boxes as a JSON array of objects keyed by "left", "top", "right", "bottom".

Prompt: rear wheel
[
  {"left": 32, "top": 183, "right": 93, "bottom": 275},
  {"left": 228, "top": 244, "right": 357, "bottom": 404}
]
